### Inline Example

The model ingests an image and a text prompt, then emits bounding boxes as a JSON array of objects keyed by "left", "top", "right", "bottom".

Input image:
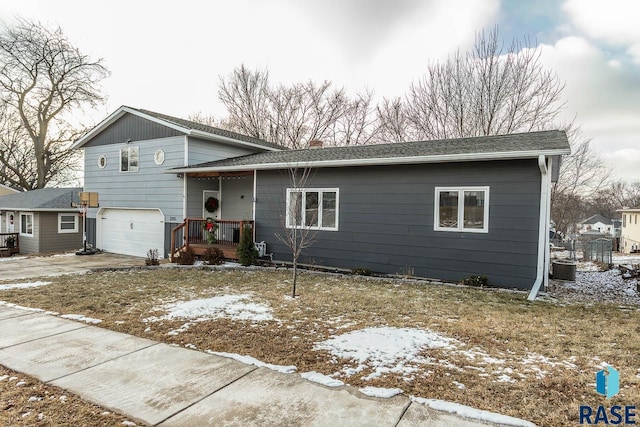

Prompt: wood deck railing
[
  {"left": 170, "top": 218, "right": 254, "bottom": 262},
  {"left": 0, "top": 232, "right": 20, "bottom": 257}
]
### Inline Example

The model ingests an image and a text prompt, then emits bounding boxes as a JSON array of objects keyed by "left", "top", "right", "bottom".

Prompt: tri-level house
[{"left": 75, "top": 106, "right": 570, "bottom": 296}]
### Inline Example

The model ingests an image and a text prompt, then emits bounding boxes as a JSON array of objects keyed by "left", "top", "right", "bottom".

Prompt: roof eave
[
  {"left": 164, "top": 148, "right": 571, "bottom": 174},
  {"left": 0, "top": 207, "right": 79, "bottom": 212},
  {"left": 189, "top": 130, "right": 281, "bottom": 152}
]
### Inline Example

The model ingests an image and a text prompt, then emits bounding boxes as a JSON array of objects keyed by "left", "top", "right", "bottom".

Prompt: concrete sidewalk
[{"left": 0, "top": 306, "right": 532, "bottom": 426}]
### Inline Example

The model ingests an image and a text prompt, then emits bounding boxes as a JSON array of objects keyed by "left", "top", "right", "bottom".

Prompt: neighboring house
[
  {"left": 620, "top": 207, "right": 640, "bottom": 253},
  {"left": 0, "top": 187, "right": 83, "bottom": 254},
  {"left": 76, "top": 106, "right": 570, "bottom": 292},
  {"left": 0, "top": 184, "right": 19, "bottom": 196},
  {"left": 578, "top": 214, "right": 616, "bottom": 235}
]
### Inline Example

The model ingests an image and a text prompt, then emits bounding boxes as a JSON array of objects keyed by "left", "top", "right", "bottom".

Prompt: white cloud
[
  {"left": 563, "top": 0, "right": 640, "bottom": 63},
  {"left": 563, "top": 0, "right": 640, "bottom": 45},
  {"left": 603, "top": 149, "right": 640, "bottom": 184},
  {"left": 539, "top": 36, "right": 640, "bottom": 181}
]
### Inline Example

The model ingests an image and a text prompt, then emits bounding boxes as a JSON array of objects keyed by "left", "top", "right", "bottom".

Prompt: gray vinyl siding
[
  {"left": 38, "top": 212, "right": 82, "bottom": 253},
  {"left": 83, "top": 114, "right": 184, "bottom": 147},
  {"left": 220, "top": 177, "right": 254, "bottom": 220},
  {"left": 87, "top": 218, "right": 96, "bottom": 247},
  {"left": 17, "top": 211, "right": 39, "bottom": 254},
  {"left": 188, "top": 137, "right": 257, "bottom": 165},
  {"left": 255, "top": 159, "right": 542, "bottom": 289},
  {"left": 186, "top": 178, "right": 219, "bottom": 218},
  {"left": 83, "top": 136, "right": 186, "bottom": 221},
  {"left": 165, "top": 222, "right": 181, "bottom": 257}
]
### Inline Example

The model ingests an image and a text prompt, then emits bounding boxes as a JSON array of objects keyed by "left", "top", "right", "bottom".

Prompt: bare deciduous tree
[
  {"left": 274, "top": 166, "right": 318, "bottom": 297},
  {"left": 0, "top": 19, "right": 109, "bottom": 189},
  {"left": 589, "top": 181, "right": 640, "bottom": 219},
  {"left": 551, "top": 124, "right": 611, "bottom": 235},
  {"left": 376, "top": 97, "right": 412, "bottom": 143},
  {"left": 217, "top": 64, "right": 271, "bottom": 140},
  {"left": 378, "top": 26, "right": 565, "bottom": 140},
  {"left": 218, "top": 64, "right": 379, "bottom": 148}
]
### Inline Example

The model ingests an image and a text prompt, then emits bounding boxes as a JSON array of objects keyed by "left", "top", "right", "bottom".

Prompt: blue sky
[{"left": 1, "top": 0, "right": 639, "bottom": 181}]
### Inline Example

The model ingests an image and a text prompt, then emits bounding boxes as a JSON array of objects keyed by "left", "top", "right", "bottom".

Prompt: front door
[
  {"left": 203, "top": 191, "right": 220, "bottom": 220},
  {"left": 6, "top": 211, "right": 15, "bottom": 233}
]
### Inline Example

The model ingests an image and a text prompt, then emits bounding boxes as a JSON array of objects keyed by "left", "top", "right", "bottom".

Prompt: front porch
[
  {"left": 0, "top": 233, "right": 20, "bottom": 257},
  {"left": 170, "top": 218, "right": 254, "bottom": 262}
]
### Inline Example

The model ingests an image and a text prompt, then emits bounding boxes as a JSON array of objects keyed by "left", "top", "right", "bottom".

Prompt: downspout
[
  {"left": 182, "top": 135, "right": 188, "bottom": 219},
  {"left": 528, "top": 155, "right": 551, "bottom": 301},
  {"left": 252, "top": 169, "right": 257, "bottom": 241}
]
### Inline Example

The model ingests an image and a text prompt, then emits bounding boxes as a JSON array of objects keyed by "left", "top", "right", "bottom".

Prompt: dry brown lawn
[
  {"left": 0, "top": 365, "right": 138, "bottom": 426},
  {"left": 1, "top": 267, "right": 639, "bottom": 427}
]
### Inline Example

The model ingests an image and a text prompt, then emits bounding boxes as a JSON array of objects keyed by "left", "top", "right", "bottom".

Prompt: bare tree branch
[
  {"left": 274, "top": 166, "right": 318, "bottom": 297},
  {"left": 0, "top": 18, "right": 109, "bottom": 189}
]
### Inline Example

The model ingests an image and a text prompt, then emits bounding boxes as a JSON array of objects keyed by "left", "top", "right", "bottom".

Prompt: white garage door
[{"left": 98, "top": 209, "right": 165, "bottom": 258}]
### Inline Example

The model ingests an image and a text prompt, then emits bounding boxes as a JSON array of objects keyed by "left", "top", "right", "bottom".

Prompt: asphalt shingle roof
[
  {"left": 0, "top": 187, "right": 82, "bottom": 211},
  {"left": 133, "top": 108, "right": 286, "bottom": 151},
  {"left": 581, "top": 214, "right": 613, "bottom": 225},
  {"left": 172, "top": 130, "right": 569, "bottom": 171}
]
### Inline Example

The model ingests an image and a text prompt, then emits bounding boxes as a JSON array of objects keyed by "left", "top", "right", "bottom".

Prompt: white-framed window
[
  {"left": 120, "top": 146, "right": 139, "bottom": 172},
  {"left": 434, "top": 186, "right": 489, "bottom": 233},
  {"left": 286, "top": 188, "right": 339, "bottom": 231},
  {"left": 58, "top": 213, "right": 79, "bottom": 233},
  {"left": 20, "top": 212, "right": 34, "bottom": 237}
]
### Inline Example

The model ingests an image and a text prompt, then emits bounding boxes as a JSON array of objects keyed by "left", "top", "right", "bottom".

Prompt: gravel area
[{"left": 547, "top": 252, "right": 640, "bottom": 305}]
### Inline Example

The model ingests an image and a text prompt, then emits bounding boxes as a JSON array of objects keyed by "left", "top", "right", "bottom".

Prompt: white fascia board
[
  {"left": 164, "top": 148, "right": 571, "bottom": 174},
  {"left": 0, "top": 208, "right": 79, "bottom": 212},
  {"left": 72, "top": 107, "right": 128, "bottom": 149},
  {"left": 189, "top": 130, "right": 281, "bottom": 152}
]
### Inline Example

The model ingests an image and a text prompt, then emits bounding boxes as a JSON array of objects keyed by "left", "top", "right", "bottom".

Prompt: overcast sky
[{"left": 1, "top": 0, "right": 639, "bottom": 181}]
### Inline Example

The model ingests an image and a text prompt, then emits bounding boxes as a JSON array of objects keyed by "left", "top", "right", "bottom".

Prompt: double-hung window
[
  {"left": 120, "top": 146, "right": 139, "bottom": 172},
  {"left": 20, "top": 212, "right": 34, "bottom": 237},
  {"left": 58, "top": 213, "right": 79, "bottom": 233},
  {"left": 286, "top": 188, "right": 338, "bottom": 231},
  {"left": 434, "top": 187, "right": 489, "bottom": 233}
]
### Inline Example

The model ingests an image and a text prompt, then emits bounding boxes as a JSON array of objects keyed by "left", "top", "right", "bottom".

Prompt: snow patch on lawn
[
  {"left": 413, "top": 397, "right": 536, "bottom": 427},
  {"left": 60, "top": 314, "right": 102, "bottom": 324},
  {"left": 301, "top": 371, "right": 344, "bottom": 387},
  {"left": 316, "top": 326, "right": 576, "bottom": 383},
  {"left": 359, "top": 386, "right": 403, "bottom": 398},
  {"left": 315, "top": 327, "right": 458, "bottom": 380},
  {"left": 207, "top": 350, "right": 296, "bottom": 373},
  {"left": 0, "top": 281, "right": 52, "bottom": 291},
  {"left": 148, "top": 294, "right": 274, "bottom": 323}
]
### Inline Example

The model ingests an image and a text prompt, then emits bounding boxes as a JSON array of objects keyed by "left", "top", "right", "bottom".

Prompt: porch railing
[
  {"left": 0, "top": 232, "right": 20, "bottom": 256},
  {"left": 170, "top": 218, "right": 254, "bottom": 262}
]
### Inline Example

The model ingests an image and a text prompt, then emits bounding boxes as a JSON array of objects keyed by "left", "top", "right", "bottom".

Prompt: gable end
[{"left": 83, "top": 113, "right": 185, "bottom": 148}]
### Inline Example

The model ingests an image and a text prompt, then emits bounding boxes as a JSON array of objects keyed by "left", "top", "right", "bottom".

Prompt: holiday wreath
[
  {"left": 204, "top": 196, "right": 219, "bottom": 213},
  {"left": 202, "top": 217, "right": 217, "bottom": 244}
]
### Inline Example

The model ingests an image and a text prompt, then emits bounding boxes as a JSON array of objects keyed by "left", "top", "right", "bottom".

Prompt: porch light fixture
[{"left": 177, "top": 173, "right": 183, "bottom": 178}]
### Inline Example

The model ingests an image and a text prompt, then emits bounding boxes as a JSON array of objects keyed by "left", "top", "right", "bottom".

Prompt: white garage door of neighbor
[{"left": 99, "top": 209, "right": 165, "bottom": 258}]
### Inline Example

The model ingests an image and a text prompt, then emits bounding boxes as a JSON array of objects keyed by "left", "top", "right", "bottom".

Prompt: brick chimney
[{"left": 309, "top": 140, "right": 323, "bottom": 149}]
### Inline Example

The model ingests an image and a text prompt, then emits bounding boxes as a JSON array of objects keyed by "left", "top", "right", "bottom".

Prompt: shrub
[
  {"left": 177, "top": 246, "right": 196, "bottom": 265},
  {"left": 352, "top": 268, "right": 372, "bottom": 276},
  {"left": 145, "top": 249, "right": 160, "bottom": 266},
  {"left": 236, "top": 224, "right": 258, "bottom": 266},
  {"left": 461, "top": 275, "right": 488, "bottom": 287},
  {"left": 203, "top": 247, "right": 225, "bottom": 265}
]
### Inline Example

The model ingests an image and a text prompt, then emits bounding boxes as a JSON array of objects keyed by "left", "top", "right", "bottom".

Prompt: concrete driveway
[{"left": 0, "top": 252, "right": 144, "bottom": 281}]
